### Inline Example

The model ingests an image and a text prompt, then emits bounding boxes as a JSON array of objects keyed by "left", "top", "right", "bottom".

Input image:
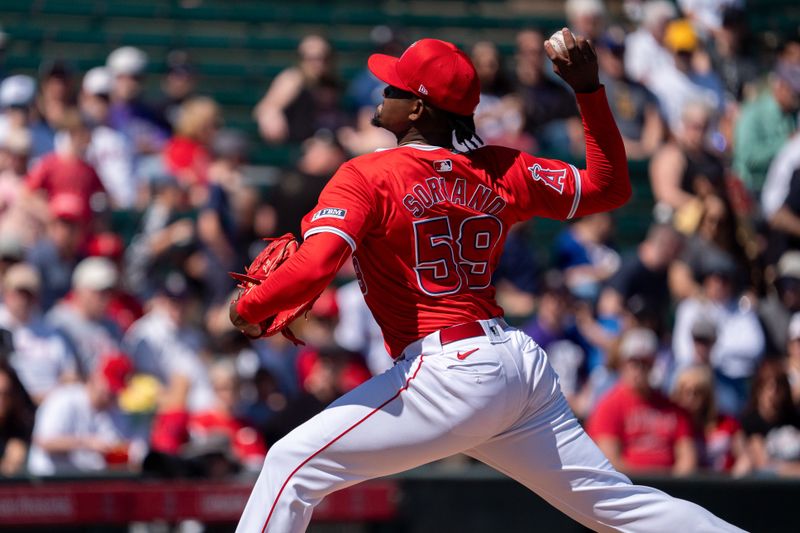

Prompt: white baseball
[{"left": 548, "top": 30, "right": 573, "bottom": 57}]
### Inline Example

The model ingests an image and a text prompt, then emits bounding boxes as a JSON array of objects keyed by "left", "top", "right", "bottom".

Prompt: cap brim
[
  {"left": 367, "top": 54, "right": 411, "bottom": 91},
  {"left": 11, "top": 284, "right": 40, "bottom": 294}
]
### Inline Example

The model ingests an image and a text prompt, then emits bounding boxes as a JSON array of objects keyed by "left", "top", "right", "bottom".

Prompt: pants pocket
[{"left": 437, "top": 352, "right": 509, "bottom": 437}]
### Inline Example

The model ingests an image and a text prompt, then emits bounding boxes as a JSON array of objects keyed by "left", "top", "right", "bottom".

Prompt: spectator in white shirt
[
  {"left": 625, "top": 0, "right": 678, "bottom": 85},
  {"left": 27, "top": 353, "right": 134, "bottom": 475},
  {"left": 123, "top": 271, "right": 213, "bottom": 412},
  {"left": 46, "top": 257, "right": 123, "bottom": 377},
  {"left": 80, "top": 67, "right": 136, "bottom": 209},
  {"left": 0, "top": 263, "right": 77, "bottom": 403},
  {"left": 647, "top": 20, "right": 724, "bottom": 134},
  {"left": 673, "top": 253, "right": 765, "bottom": 414},
  {"left": 761, "top": 132, "right": 800, "bottom": 221}
]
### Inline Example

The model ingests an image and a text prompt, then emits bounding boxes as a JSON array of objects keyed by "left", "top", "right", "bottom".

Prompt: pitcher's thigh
[{"left": 238, "top": 356, "right": 489, "bottom": 532}]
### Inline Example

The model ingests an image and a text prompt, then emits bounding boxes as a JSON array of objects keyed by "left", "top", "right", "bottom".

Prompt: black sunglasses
[{"left": 383, "top": 85, "right": 416, "bottom": 100}]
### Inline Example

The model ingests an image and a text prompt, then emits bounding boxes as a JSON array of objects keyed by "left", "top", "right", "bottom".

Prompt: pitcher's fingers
[
  {"left": 582, "top": 36, "right": 598, "bottom": 63},
  {"left": 576, "top": 36, "right": 593, "bottom": 63},
  {"left": 563, "top": 28, "right": 577, "bottom": 50},
  {"left": 242, "top": 322, "right": 264, "bottom": 338},
  {"left": 563, "top": 28, "right": 580, "bottom": 63},
  {"left": 544, "top": 39, "right": 562, "bottom": 63}
]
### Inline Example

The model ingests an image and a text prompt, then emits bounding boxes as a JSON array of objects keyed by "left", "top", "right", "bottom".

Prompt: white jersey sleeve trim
[
  {"left": 566, "top": 164, "right": 582, "bottom": 220},
  {"left": 304, "top": 226, "right": 357, "bottom": 252},
  {"left": 374, "top": 143, "right": 447, "bottom": 153}
]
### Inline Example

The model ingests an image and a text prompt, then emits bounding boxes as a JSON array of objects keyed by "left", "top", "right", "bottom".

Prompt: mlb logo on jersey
[
  {"left": 433, "top": 159, "right": 452, "bottom": 172},
  {"left": 311, "top": 208, "right": 347, "bottom": 221},
  {"left": 528, "top": 163, "right": 566, "bottom": 195}
]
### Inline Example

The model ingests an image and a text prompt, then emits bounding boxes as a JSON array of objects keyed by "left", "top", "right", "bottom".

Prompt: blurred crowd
[{"left": 1, "top": 0, "right": 800, "bottom": 482}]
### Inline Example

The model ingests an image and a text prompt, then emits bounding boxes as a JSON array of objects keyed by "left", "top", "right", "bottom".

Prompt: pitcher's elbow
[{"left": 617, "top": 179, "right": 633, "bottom": 208}]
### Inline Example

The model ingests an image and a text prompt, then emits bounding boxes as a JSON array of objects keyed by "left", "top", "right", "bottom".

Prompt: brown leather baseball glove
[{"left": 229, "top": 233, "right": 317, "bottom": 345}]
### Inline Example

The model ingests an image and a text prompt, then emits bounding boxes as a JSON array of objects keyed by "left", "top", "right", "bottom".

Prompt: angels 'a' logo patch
[
  {"left": 433, "top": 159, "right": 452, "bottom": 172},
  {"left": 311, "top": 208, "right": 347, "bottom": 221},
  {"left": 528, "top": 164, "right": 566, "bottom": 195}
]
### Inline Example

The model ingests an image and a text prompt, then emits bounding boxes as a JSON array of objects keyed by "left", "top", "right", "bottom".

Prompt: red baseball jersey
[
  {"left": 301, "top": 143, "right": 585, "bottom": 357},
  {"left": 587, "top": 382, "right": 693, "bottom": 471}
]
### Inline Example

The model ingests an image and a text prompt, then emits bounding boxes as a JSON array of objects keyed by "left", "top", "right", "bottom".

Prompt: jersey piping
[
  {"left": 304, "top": 226, "right": 357, "bottom": 252},
  {"left": 566, "top": 164, "right": 582, "bottom": 220},
  {"left": 375, "top": 143, "right": 449, "bottom": 153}
]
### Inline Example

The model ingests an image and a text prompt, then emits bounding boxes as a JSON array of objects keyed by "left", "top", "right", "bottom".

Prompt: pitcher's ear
[{"left": 408, "top": 99, "right": 425, "bottom": 122}]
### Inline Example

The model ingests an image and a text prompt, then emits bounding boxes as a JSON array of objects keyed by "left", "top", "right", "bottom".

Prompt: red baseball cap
[
  {"left": 98, "top": 352, "right": 134, "bottom": 394},
  {"left": 87, "top": 232, "right": 124, "bottom": 260},
  {"left": 368, "top": 38, "right": 480, "bottom": 117},
  {"left": 311, "top": 287, "right": 339, "bottom": 320}
]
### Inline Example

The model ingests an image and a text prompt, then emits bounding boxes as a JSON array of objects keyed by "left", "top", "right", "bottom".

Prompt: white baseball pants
[{"left": 236, "top": 318, "right": 745, "bottom": 532}]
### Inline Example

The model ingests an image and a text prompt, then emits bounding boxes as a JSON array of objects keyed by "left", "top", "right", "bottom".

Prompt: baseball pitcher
[{"left": 230, "top": 30, "right": 744, "bottom": 533}]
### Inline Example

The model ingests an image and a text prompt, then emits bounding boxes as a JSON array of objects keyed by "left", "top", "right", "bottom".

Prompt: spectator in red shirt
[
  {"left": 587, "top": 327, "right": 697, "bottom": 475},
  {"left": 163, "top": 96, "right": 220, "bottom": 205},
  {"left": 25, "top": 108, "right": 107, "bottom": 219},
  {"left": 149, "top": 359, "right": 265, "bottom": 472},
  {"left": 188, "top": 360, "right": 266, "bottom": 472},
  {"left": 671, "top": 365, "right": 749, "bottom": 474}
]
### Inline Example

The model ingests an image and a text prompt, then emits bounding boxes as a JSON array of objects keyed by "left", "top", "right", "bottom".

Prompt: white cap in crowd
[
  {"left": 690, "top": 317, "right": 717, "bottom": 343},
  {"left": 3, "top": 262, "right": 42, "bottom": 294},
  {"left": 0, "top": 127, "right": 31, "bottom": 156},
  {"left": 0, "top": 234, "right": 24, "bottom": 262},
  {"left": 106, "top": 46, "right": 148, "bottom": 76},
  {"left": 789, "top": 313, "right": 800, "bottom": 342},
  {"left": 620, "top": 328, "right": 659, "bottom": 360},
  {"left": 566, "top": 0, "right": 606, "bottom": 19},
  {"left": 641, "top": 0, "right": 678, "bottom": 29},
  {"left": 72, "top": 257, "right": 119, "bottom": 291},
  {"left": 778, "top": 251, "right": 800, "bottom": 280},
  {"left": 82, "top": 66, "right": 113, "bottom": 96},
  {"left": 0, "top": 75, "right": 36, "bottom": 108}
]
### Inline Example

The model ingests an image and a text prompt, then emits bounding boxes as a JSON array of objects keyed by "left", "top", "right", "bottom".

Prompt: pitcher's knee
[
  {"left": 262, "top": 435, "right": 305, "bottom": 480},
  {"left": 261, "top": 434, "right": 328, "bottom": 503}
]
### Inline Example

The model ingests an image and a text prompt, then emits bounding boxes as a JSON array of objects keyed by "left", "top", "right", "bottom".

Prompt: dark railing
[{"left": 1, "top": 464, "right": 796, "bottom": 532}]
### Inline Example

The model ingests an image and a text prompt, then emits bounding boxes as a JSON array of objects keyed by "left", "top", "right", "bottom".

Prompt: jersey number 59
[{"left": 412, "top": 215, "right": 503, "bottom": 296}]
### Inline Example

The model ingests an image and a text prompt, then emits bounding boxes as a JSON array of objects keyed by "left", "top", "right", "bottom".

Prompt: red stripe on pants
[{"left": 261, "top": 355, "right": 426, "bottom": 532}]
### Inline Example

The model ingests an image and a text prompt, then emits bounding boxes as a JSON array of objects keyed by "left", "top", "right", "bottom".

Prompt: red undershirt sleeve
[
  {"left": 236, "top": 232, "right": 352, "bottom": 324},
  {"left": 572, "top": 87, "right": 632, "bottom": 218}
]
